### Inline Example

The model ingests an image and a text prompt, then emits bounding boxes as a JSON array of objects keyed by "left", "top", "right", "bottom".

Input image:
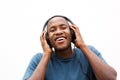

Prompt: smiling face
[{"left": 47, "top": 17, "right": 72, "bottom": 51}]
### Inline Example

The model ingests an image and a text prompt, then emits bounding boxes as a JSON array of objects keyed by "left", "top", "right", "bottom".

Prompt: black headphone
[{"left": 42, "top": 15, "right": 76, "bottom": 47}]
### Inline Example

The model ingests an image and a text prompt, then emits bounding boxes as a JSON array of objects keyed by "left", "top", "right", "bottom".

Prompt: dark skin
[
  {"left": 47, "top": 17, "right": 74, "bottom": 59},
  {"left": 28, "top": 17, "right": 117, "bottom": 80}
]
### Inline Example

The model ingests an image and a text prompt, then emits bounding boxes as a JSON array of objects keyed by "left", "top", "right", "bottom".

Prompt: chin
[{"left": 54, "top": 44, "right": 71, "bottom": 51}]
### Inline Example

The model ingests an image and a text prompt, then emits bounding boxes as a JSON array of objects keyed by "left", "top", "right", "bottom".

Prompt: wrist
[
  {"left": 43, "top": 52, "right": 52, "bottom": 57},
  {"left": 78, "top": 43, "right": 87, "bottom": 49}
]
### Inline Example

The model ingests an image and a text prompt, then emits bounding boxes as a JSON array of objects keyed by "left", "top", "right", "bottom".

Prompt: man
[{"left": 23, "top": 15, "right": 117, "bottom": 80}]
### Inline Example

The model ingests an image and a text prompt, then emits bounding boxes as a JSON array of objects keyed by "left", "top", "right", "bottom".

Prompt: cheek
[
  {"left": 68, "top": 34, "right": 72, "bottom": 42},
  {"left": 66, "top": 30, "right": 72, "bottom": 42},
  {"left": 48, "top": 29, "right": 72, "bottom": 42}
]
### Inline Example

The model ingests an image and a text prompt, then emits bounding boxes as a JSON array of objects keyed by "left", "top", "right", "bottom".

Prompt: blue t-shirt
[{"left": 22, "top": 46, "right": 106, "bottom": 80}]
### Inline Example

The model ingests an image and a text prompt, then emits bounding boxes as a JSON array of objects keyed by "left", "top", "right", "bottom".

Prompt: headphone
[{"left": 42, "top": 15, "right": 76, "bottom": 47}]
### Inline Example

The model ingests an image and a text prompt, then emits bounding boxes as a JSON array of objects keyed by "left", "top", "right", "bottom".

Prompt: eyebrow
[
  {"left": 49, "top": 23, "right": 67, "bottom": 28},
  {"left": 59, "top": 24, "right": 66, "bottom": 26}
]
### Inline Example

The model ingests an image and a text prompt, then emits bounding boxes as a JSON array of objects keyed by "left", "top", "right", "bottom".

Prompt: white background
[{"left": 0, "top": 0, "right": 120, "bottom": 80}]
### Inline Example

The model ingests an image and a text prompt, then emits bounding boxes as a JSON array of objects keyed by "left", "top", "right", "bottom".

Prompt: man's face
[{"left": 47, "top": 17, "right": 72, "bottom": 50}]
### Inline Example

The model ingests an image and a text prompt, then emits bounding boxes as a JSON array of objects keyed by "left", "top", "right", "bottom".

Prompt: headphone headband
[
  {"left": 42, "top": 15, "right": 74, "bottom": 31},
  {"left": 42, "top": 15, "right": 76, "bottom": 47}
]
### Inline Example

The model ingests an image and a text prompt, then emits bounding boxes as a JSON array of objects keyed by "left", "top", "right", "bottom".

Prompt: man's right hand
[{"left": 40, "top": 31, "right": 52, "bottom": 55}]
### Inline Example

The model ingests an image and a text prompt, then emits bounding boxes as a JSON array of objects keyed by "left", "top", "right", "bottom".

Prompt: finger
[
  {"left": 70, "top": 25, "right": 75, "bottom": 31},
  {"left": 43, "top": 31, "right": 47, "bottom": 40},
  {"left": 70, "top": 24, "right": 77, "bottom": 30},
  {"left": 72, "top": 24, "right": 79, "bottom": 29},
  {"left": 70, "top": 25, "right": 79, "bottom": 34},
  {"left": 40, "top": 31, "right": 45, "bottom": 41},
  {"left": 72, "top": 25, "right": 80, "bottom": 32}
]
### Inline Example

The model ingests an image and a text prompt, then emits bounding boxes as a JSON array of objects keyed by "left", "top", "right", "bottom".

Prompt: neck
[{"left": 55, "top": 46, "right": 73, "bottom": 59}]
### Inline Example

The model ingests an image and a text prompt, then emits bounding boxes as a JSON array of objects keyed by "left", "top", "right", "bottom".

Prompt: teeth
[{"left": 56, "top": 37, "right": 65, "bottom": 41}]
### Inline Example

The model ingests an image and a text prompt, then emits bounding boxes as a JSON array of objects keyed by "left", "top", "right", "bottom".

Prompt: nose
[{"left": 55, "top": 29, "right": 63, "bottom": 36}]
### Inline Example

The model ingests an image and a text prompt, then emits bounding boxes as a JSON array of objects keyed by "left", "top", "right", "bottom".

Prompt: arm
[
  {"left": 28, "top": 31, "right": 52, "bottom": 80},
  {"left": 70, "top": 25, "right": 117, "bottom": 80},
  {"left": 28, "top": 53, "right": 51, "bottom": 80},
  {"left": 79, "top": 45, "right": 117, "bottom": 80}
]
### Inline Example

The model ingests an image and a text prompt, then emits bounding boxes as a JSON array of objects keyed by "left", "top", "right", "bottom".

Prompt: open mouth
[
  {"left": 55, "top": 36, "right": 66, "bottom": 42},
  {"left": 56, "top": 37, "right": 65, "bottom": 41}
]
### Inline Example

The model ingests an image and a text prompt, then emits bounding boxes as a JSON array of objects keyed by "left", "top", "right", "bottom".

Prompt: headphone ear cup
[
  {"left": 70, "top": 29, "right": 76, "bottom": 43},
  {"left": 46, "top": 32, "right": 52, "bottom": 48}
]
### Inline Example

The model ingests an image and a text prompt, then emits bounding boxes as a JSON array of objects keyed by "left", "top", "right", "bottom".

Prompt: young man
[{"left": 23, "top": 15, "right": 117, "bottom": 80}]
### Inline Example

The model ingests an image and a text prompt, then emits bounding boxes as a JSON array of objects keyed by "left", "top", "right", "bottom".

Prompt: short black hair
[{"left": 42, "top": 15, "right": 74, "bottom": 31}]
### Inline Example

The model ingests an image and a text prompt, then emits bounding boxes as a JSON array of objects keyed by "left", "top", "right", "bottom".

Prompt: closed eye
[
  {"left": 60, "top": 24, "right": 67, "bottom": 30},
  {"left": 49, "top": 27, "right": 56, "bottom": 32}
]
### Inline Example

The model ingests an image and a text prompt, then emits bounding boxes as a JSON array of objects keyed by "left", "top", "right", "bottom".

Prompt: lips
[
  {"left": 56, "top": 37, "right": 65, "bottom": 41},
  {"left": 55, "top": 36, "right": 66, "bottom": 41}
]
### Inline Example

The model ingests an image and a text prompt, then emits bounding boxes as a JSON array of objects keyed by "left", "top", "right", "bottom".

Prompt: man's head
[{"left": 43, "top": 15, "right": 76, "bottom": 51}]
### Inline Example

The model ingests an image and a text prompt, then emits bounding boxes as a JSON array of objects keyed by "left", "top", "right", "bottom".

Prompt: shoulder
[
  {"left": 74, "top": 45, "right": 101, "bottom": 60},
  {"left": 74, "top": 45, "right": 100, "bottom": 54},
  {"left": 32, "top": 53, "right": 43, "bottom": 60},
  {"left": 30, "top": 53, "right": 43, "bottom": 64},
  {"left": 26, "top": 53, "right": 43, "bottom": 68},
  {"left": 22, "top": 53, "right": 43, "bottom": 80},
  {"left": 75, "top": 45, "right": 106, "bottom": 63},
  {"left": 88, "top": 45, "right": 101, "bottom": 56}
]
